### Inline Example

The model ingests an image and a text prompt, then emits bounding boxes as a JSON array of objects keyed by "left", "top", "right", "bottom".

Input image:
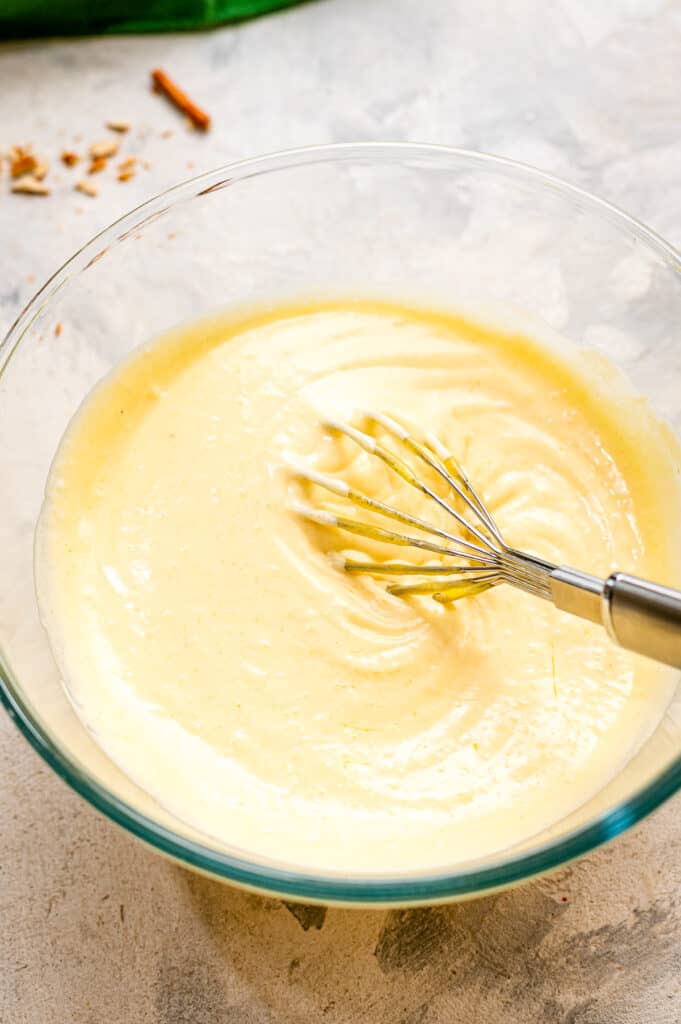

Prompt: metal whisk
[{"left": 293, "top": 411, "right": 681, "bottom": 670}]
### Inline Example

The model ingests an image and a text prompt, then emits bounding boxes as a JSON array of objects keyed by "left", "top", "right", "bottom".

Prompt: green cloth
[{"left": 1, "top": 0, "right": 304, "bottom": 38}]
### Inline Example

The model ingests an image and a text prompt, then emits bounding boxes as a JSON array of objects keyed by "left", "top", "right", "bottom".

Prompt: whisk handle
[
  {"left": 551, "top": 567, "right": 681, "bottom": 669},
  {"left": 603, "top": 573, "right": 681, "bottom": 669}
]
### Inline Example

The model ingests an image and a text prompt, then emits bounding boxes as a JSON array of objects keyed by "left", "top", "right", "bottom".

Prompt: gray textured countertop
[{"left": 2, "top": 2, "right": 681, "bottom": 1021}]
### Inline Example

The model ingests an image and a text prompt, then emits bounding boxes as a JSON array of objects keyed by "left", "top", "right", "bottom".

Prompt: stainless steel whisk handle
[{"left": 551, "top": 567, "right": 681, "bottom": 669}]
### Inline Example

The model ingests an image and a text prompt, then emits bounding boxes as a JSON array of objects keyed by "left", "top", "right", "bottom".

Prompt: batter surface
[{"left": 36, "top": 301, "right": 681, "bottom": 872}]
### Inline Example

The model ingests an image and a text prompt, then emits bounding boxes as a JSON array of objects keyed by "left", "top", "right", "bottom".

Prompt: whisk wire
[
  {"left": 388, "top": 576, "right": 501, "bottom": 601},
  {"left": 342, "top": 560, "right": 495, "bottom": 577},
  {"left": 293, "top": 467, "right": 492, "bottom": 559},
  {"left": 422, "top": 432, "right": 503, "bottom": 543},
  {"left": 294, "top": 503, "right": 497, "bottom": 565},
  {"left": 363, "top": 412, "right": 504, "bottom": 547},
  {"left": 325, "top": 418, "right": 499, "bottom": 554}
]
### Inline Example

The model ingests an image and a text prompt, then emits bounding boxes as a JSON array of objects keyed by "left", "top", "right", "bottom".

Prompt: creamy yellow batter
[{"left": 35, "top": 301, "right": 681, "bottom": 872}]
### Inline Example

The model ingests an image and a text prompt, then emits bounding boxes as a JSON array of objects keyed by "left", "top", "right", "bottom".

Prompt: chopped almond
[
  {"left": 61, "top": 151, "right": 80, "bottom": 167},
  {"left": 75, "top": 179, "right": 98, "bottom": 198},
  {"left": 89, "top": 138, "right": 119, "bottom": 160},
  {"left": 10, "top": 152, "right": 38, "bottom": 178},
  {"left": 33, "top": 160, "right": 49, "bottom": 181},
  {"left": 106, "top": 120, "right": 130, "bottom": 133},
  {"left": 88, "top": 157, "right": 108, "bottom": 175},
  {"left": 12, "top": 175, "right": 49, "bottom": 196},
  {"left": 55, "top": 323, "right": 63, "bottom": 337},
  {"left": 118, "top": 156, "right": 136, "bottom": 172},
  {"left": 118, "top": 171, "right": 135, "bottom": 182}
]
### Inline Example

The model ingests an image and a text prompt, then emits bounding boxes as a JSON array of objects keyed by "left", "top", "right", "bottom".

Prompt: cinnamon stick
[{"left": 151, "top": 69, "right": 211, "bottom": 132}]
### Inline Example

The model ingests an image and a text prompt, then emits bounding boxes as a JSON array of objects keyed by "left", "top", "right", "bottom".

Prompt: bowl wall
[{"left": 1, "top": 143, "right": 680, "bottom": 904}]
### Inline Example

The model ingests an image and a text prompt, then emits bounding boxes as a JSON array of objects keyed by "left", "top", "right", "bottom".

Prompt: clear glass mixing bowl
[{"left": 1, "top": 144, "right": 680, "bottom": 906}]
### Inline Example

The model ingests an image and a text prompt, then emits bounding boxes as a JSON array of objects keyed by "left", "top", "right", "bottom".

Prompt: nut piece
[
  {"left": 61, "top": 151, "right": 80, "bottom": 167},
  {"left": 11, "top": 175, "right": 49, "bottom": 196},
  {"left": 88, "top": 157, "right": 108, "bottom": 175},
  {"left": 75, "top": 179, "right": 98, "bottom": 197},
  {"left": 118, "top": 171, "right": 135, "bottom": 182},
  {"left": 33, "top": 160, "right": 49, "bottom": 181},
  {"left": 89, "top": 138, "right": 120, "bottom": 160},
  {"left": 105, "top": 120, "right": 130, "bottom": 133},
  {"left": 10, "top": 149, "right": 38, "bottom": 178}
]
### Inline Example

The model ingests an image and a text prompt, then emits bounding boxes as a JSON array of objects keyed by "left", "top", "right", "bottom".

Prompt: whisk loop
[{"left": 292, "top": 412, "right": 542, "bottom": 604}]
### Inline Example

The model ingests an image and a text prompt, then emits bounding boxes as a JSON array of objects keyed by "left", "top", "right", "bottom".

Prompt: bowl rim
[{"left": 2, "top": 141, "right": 680, "bottom": 905}]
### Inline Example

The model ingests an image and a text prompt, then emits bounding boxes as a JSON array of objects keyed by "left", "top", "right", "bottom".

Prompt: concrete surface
[{"left": 1, "top": 1, "right": 681, "bottom": 1021}]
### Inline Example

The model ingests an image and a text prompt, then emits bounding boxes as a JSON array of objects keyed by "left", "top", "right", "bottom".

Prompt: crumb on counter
[{"left": 75, "top": 179, "right": 98, "bottom": 198}]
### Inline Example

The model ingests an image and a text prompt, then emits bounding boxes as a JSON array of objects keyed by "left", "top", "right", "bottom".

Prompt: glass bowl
[{"left": 1, "top": 143, "right": 680, "bottom": 906}]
